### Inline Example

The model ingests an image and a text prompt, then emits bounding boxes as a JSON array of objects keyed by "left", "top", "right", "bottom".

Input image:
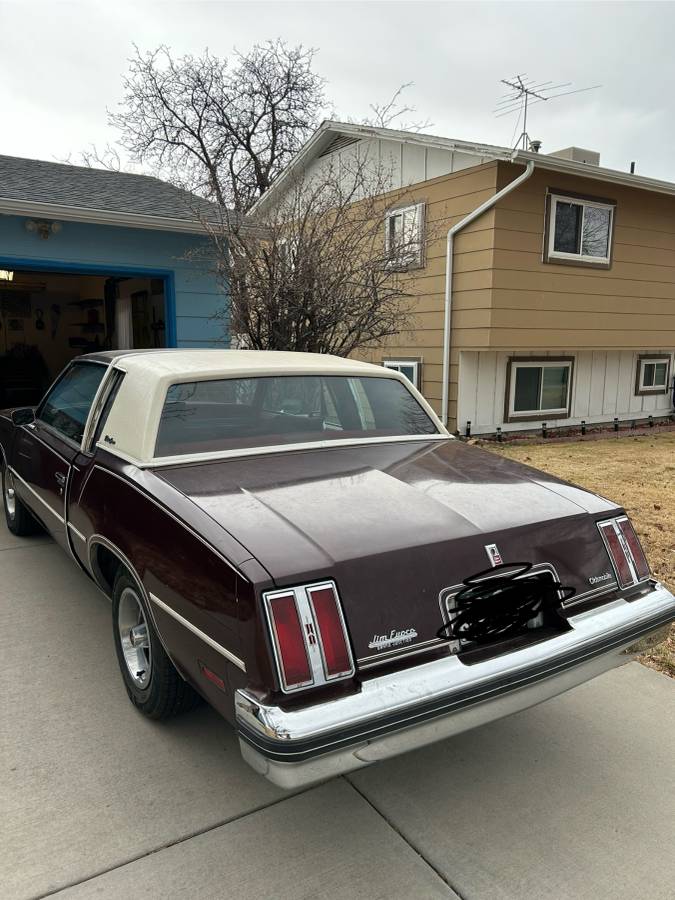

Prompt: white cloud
[{"left": 0, "top": 0, "right": 673, "bottom": 180}]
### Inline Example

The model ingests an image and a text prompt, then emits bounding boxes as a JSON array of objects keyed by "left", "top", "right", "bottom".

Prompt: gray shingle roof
[{"left": 0, "top": 154, "right": 221, "bottom": 222}]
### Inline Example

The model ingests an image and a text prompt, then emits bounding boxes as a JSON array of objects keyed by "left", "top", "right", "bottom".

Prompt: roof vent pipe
[
  {"left": 630, "top": 161, "right": 636, "bottom": 174},
  {"left": 529, "top": 139, "right": 542, "bottom": 153},
  {"left": 441, "top": 159, "right": 535, "bottom": 428}
]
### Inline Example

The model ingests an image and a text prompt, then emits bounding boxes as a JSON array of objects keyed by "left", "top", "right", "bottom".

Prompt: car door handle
[{"left": 55, "top": 472, "right": 66, "bottom": 487}]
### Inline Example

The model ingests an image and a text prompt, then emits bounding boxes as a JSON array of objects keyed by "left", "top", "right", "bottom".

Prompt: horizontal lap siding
[
  {"left": 490, "top": 163, "right": 675, "bottom": 350},
  {"left": 0, "top": 214, "right": 227, "bottom": 348},
  {"left": 358, "top": 162, "right": 499, "bottom": 416}
]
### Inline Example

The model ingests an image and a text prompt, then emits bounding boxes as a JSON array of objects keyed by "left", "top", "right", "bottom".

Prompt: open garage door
[{"left": 0, "top": 268, "right": 167, "bottom": 407}]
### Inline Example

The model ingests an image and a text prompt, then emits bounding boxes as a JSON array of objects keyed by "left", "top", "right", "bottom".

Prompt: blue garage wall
[{"left": 0, "top": 214, "right": 229, "bottom": 347}]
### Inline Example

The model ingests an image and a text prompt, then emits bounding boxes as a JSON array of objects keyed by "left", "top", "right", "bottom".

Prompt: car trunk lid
[{"left": 157, "top": 439, "right": 621, "bottom": 667}]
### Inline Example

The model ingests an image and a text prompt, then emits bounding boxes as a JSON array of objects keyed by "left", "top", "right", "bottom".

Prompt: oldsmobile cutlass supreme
[{"left": 1, "top": 350, "right": 673, "bottom": 788}]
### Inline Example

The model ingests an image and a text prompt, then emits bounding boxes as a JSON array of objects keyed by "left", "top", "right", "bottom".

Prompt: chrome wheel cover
[
  {"left": 118, "top": 587, "right": 152, "bottom": 689},
  {"left": 4, "top": 470, "right": 16, "bottom": 520}
]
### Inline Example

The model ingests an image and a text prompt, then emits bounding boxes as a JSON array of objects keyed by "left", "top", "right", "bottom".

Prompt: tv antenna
[{"left": 494, "top": 75, "right": 601, "bottom": 151}]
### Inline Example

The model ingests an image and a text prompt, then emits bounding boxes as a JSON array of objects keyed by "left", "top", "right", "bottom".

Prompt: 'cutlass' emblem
[{"left": 485, "top": 543, "right": 503, "bottom": 567}]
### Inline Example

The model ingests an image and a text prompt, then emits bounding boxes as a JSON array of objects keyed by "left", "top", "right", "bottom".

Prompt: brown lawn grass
[{"left": 487, "top": 432, "right": 675, "bottom": 678}]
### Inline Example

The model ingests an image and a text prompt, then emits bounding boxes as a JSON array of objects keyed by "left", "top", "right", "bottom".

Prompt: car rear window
[{"left": 154, "top": 374, "right": 439, "bottom": 457}]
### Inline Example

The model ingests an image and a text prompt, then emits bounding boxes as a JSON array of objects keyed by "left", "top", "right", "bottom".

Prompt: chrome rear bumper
[{"left": 235, "top": 584, "right": 675, "bottom": 789}]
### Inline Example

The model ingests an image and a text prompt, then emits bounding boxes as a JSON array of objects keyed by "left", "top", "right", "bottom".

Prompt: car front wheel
[
  {"left": 112, "top": 570, "right": 200, "bottom": 719},
  {"left": 2, "top": 465, "right": 41, "bottom": 536}
]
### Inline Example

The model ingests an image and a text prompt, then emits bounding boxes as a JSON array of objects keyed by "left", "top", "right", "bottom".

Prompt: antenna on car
[{"left": 494, "top": 74, "right": 602, "bottom": 151}]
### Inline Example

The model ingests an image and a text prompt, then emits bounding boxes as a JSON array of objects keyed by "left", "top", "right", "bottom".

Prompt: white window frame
[
  {"left": 508, "top": 359, "right": 573, "bottom": 419},
  {"left": 547, "top": 193, "right": 614, "bottom": 265},
  {"left": 384, "top": 202, "right": 425, "bottom": 268},
  {"left": 383, "top": 359, "right": 421, "bottom": 389},
  {"left": 636, "top": 355, "right": 671, "bottom": 394}
]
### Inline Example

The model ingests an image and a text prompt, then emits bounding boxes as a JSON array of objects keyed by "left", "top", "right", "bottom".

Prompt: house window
[
  {"left": 636, "top": 355, "right": 671, "bottom": 395},
  {"left": 385, "top": 203, "right": 424, "bottom": 267},
  {"left": 383, "top": 359, "right": 421, "bottom": 389},
  {"left": 507, "top": 359, "right": 573, "bottom": 421},
  {"left": 545, "top": 192, "right": 615, "bottom": 267}
]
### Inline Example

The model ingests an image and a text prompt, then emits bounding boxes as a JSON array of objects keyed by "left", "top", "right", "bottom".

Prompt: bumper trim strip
[{"left": 236, "top": 588, "right": 675, "bottom": 764}]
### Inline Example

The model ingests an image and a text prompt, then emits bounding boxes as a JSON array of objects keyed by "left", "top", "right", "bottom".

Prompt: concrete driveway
[{"left": 1, "top": 519, "right": 673, "bottom": 900}]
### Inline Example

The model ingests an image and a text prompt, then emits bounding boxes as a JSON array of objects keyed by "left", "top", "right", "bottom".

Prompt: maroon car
[{"left": 1, "top": 349, "right": 673, "bottom": 788}]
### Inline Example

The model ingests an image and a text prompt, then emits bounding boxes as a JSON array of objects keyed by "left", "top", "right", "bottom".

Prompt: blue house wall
[{"left": 0, "top": 214, "right": 229, "bottom": 347}]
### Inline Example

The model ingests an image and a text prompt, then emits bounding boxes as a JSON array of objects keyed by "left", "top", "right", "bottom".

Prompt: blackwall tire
[{"left": 112, "top": 570, "right": 200, "bottom": 719}]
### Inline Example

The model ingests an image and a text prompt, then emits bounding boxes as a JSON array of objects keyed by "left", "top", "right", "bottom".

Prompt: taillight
[
  {"left": 307, "top": 584, "right": 352, "bottom": 677},
  {"left": 598, "top": 517, "right": 651, "bottom": 589},
  {"left": 617, "top": 518, "right": 650, "bottom": 581},
  {"left": 263, "top": 581, "right": 354, "bottom": 694},
  {"left": 266, "top": 591, "right": 313, "bottom": 690},
  {"left": 599, "top": 521, "right": 634, "bottom": 587}
]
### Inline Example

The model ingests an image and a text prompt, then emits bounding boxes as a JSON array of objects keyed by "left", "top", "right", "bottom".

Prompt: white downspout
[{"left": 441, "top": 159, "right": 535, "bottom": 428}]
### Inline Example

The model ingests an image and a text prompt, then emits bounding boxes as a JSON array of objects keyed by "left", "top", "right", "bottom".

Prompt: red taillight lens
[
  {"left": 267, "top": 592, "right": 312, "bottom": 689},
  {"left": 617, "top": 519, "right": 650, "bottom": 581},
  {"left": 599, "top": 521, "right": 634, "bottom": 588},
  {"left": 308, "top": 585, "right": 352, "bottom": 678}
]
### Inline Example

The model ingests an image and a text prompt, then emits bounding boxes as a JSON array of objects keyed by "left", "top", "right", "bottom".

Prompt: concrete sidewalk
[{"left": 1, "top": 519, "right": 673, "bottom": 900}]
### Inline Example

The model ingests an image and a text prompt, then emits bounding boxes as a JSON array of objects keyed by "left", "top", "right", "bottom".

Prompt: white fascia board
[
  {"left": 251, "top": 119, "right": 675, "bottom": 218},
  {"left": 512, "top": 150, "right": 675, "bottom": 198},
  {"left": 0, "top": 196, "right": 224, "bottom": 234},
  {"left": 319, "top": 120, "right": 512, "bottom": 159}
]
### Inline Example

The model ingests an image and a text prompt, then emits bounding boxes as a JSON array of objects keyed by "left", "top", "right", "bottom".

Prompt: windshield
[{"left": 154, "top": 374, "right": 439, "bottom": 457}]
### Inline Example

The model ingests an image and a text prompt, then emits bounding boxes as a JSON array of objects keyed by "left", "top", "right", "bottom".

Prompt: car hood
[{"left": 158, "top": 439, "right": 620, "bottom": 664}]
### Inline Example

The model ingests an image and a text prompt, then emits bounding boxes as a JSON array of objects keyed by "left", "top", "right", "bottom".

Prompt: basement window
[
  {"left": 385, "top": 203, "right": 425, "bottom": 268},
  {"left": 507, "top": 358, "right": 573, "bottom": 422},
  {"left": 383, "top": 359, "right": 421, "bottom": 389},
  {"left": 636, "top": 355, "right": 671, "bottom": 395},
  {"left": 545, "top": 192, "right": 615, "bottom": 267}
]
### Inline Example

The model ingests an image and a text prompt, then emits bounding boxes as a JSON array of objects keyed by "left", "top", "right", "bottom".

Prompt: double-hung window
[
  {"left": 385, "top": 203, "right": 425, "bottom": 268},
  {"left": 635, "top": 355, "right": 671, "bottom": 395},
  {"left": 546, "top": 192, "right": 615, "bottom": 267},
  {"left": 507, "top": 359, "right": 573, "bottom": 421}
]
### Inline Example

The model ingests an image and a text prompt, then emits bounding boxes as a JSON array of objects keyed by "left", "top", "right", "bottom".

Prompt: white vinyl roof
[{"left": 99, "top": 349, "right": 444, "bottom": 465}]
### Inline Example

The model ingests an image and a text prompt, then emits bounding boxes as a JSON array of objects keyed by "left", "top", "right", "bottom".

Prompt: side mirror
[{"left": 11, "top": 408, "right": 35, "bottom": 426}]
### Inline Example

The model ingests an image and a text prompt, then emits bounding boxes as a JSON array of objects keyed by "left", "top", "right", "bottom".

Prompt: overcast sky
[{"left": 1, "top": 0, "right": 674, "bottom": 181}]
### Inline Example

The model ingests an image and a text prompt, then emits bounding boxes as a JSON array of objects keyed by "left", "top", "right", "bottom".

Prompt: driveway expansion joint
[
  {"left": 32, "top": 786, "right": 316, "bottom": 899},
  {"left": 344, "top": 775, "right": 465, "bottom": 900}
]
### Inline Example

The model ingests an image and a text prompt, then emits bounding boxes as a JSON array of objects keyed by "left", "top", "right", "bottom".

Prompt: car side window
[{"left": 38, "top": 362, "right": 107, "bottom": 445}]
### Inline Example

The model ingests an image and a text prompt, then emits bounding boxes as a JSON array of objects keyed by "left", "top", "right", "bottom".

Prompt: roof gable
[{"left": 252, "top": 120, "right": 675, "bottom": 214}]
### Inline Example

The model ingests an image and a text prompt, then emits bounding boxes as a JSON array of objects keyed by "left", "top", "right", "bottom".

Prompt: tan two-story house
[{"left": 254, "top": 122, "right": 675, "bottom": 435}]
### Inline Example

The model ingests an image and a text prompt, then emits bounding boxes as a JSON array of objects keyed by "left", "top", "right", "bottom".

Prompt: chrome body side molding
[
  {"left": 149, "top": 592, "right": 246, "bottom": 673},
  {"left": 8, "top": 466, "right": 64, "bottom": 523}
]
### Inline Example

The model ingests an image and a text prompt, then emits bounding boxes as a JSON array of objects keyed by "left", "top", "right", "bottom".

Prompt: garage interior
[{"left": 0, "top": 268, "right": 166, "bottom": 406}]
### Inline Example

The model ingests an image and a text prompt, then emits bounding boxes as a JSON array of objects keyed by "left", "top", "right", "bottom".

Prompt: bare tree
[
  {"left": 106, "top": 41, "right": 326, "bottom": 211},
  {"left": 202, "top": 156, "right": 428, "bottom": 355},
  {"left": 92, "top": 41, "right": 432, "bottom": 355},
  {"left": 364, "top": 83, "right": 433, "bottom": 132}
]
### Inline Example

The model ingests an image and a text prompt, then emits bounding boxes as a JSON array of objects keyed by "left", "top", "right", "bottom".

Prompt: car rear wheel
[
  {"left": 2, "top": 465, "right": 41, "bottom": 536},
  {"left": 112, "top": 570, "right": 200, "bottom": 719}
]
